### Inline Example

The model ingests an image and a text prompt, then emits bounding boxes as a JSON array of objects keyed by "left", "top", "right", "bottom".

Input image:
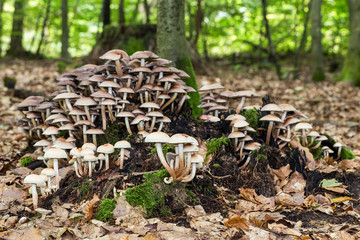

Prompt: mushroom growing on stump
[
  {"left": 24, "top": 174, "right": 47, "bottom": 209},
  {"left": 97, "top": 144, "right": 115, "bottom": 170},
  {"left": 168, "top": 134, "right": 190, "bottom": 177},
  {"left": 260, "top": 114, "right": 283, "bottom": 145},
  {"left": 181, "top": 154, "right": 204, "bottom": 182},
  {"left": 74, "top": 97, "right": 97, "bottom": 122},
  {"left": 294, "top": 122, "right": 312, "bottom": 146},
  {"left": 114, "top": 140, "right": 131, "bottom": 169},
  {"left": 233, "top": 91, "right": 259, "bottom": 114},
  {"left": 145, "top": 132, "right": 176, "bottom": 183},
  {"left": 44, "top": 148, "right": 67, "bottom": 190},
  {"left": 100, "top": 49, "right": 129, "bottom": 75},
  {"left": 116, "top": 111, "right": 135, "bottom": 134}
]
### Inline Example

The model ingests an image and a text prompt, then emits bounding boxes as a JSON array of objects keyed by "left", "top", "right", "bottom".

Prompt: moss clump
[
  {"left": 242, "top": 108, "right": 261, "bottom": 130},
  {"left": 125, "top": 169, "right": 172, "bottom": 217},
  {"left": 310, "top": 146, "right": 323, "bottom": 160},
  {"left": 96, "top": 198, "right": 116, "bottom": 222},
  {"left": 20, "top": 156, "right": 34, "bottom": 167},
  {"left": 341, "top": 148, "right": 355, "bottom": 160},
  {"left": 74, "top": 179, "right": 92, "bottom": 200},
  {"left": 3, "top": 76, "right": 17, "bottom": 89},
  {"left": 148, "top": 144, "right": 175, "bottom": 156},
  {"left": 205, "top": 136, "right": 230, "bottom": 161},
  {"left": 97, "top": 122, "right": 123, "bottom": 149}
]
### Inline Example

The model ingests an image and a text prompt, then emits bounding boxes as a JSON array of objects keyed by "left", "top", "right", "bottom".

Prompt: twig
[
  {"left": 204, "top": 169, "right": 232, "bottom": 179},
  {"left": 130, "top": 170, "right": 158, "bottom": 176}
]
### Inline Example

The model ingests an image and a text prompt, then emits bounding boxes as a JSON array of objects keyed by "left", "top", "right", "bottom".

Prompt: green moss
[
  {"left": 3, "top": 76, "right": 17, "bottom": 89},
  {"left": 341, "top": 148, "right": 355, "bottom": 160},
  {"left": 96, "top": 198, "right": 116, "bottom": 222},
  {"left": 185, "top": 188, "right": 197, "bottom": 205},
  {"left": 212, "top": 163, "right": 221, "bottom": 167},
  {"left": 205, "top": 136, "right": 230, "bottom": 161},
  {"left": 310, "top": 146, "right": 323, "bottom": 160},
  {"left": 124, "top": 169, "right": 172, "bottom": 217},
  {"left": 148, "top": 144, "right": 175, "bottom": 156},
  {"left": 56, "top": 61, "right": 68, "bottom": 73},
  {"left": 20, "top": 156, "right": 34, "bottom": 167},
  {"left": 257, "top": 154, "right": 267, "bottom": 163},
  {"left": 176, "top": 56, "right": 203, "bottom": 118},
  {"left": 73, "top": 179, "right": 92, "bottom": 200},
  {"left": 242, "top": 108, "right": 261, "bottom": 130},
  {"left": 125, "top": 133, "right": 134, "bottom": 142}
]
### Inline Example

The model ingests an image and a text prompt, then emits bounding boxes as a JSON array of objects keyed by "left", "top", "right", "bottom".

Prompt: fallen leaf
[
  {"left": 224, "top": 215, "right": 249, "bottom": 230},
  {"left": 331, "top": 196, "right": 353, "bottom": 203},
  {"left": 83, "top": 194, "right": 100, "bottom": 222}
]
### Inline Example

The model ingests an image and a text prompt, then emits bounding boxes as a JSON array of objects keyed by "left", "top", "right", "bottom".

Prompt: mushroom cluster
[
  {"left": 16, "top": 49, "right": 197, "bottom": 146},
  {"left": 145, "top": 132, "right": 203, "bottom": 184},
  {"left": 198, "top": 83, "right": 260, "bottom": 120}
]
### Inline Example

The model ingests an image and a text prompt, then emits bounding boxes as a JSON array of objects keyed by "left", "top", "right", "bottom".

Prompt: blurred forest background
[{"left": 1, "top": 0, "right": 360, "bottom": 85}]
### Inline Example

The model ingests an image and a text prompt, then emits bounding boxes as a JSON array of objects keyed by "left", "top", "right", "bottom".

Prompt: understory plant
[
  {"left": 205, "top": 136, "right": 231, "bottom": 161},
  {"left": 20, "top": 156, "right": 34, "bottom": 167},
  {"left": 96, "top": 198, "right": 117, "bottom": 222}
]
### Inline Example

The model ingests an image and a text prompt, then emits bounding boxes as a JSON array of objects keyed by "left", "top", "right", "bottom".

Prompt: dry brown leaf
[
  {"left": 224, "top": 215, "right": 249, "bottom": 230},
  {"left": 1, "top": 186, "right": 27, "bottom": 201},
  {"left": 275, "top": 193, "right": 299, "bottom": 207},
  {"left": 268, "top": 222, "right": 302, "bottom": 236},
  {"left": 282, "top": 172, "right": 306, "bottom": 194},
  {"left": 83, "top": 194, "right": 100, "bottom": 222},
  {"left": 338, "top": 160, "right": 360, "bottom": 170},
  {"left": 239, "top": 188, "right": 263, "bottom": 204},
  {"left": 302, "top": 195, "right": 317, "bottom": 208},
  {"left": 289, "top": 141, "right": 316, "bottom": 170},
  {"left": 331, "top": 196, "right": 353, "bottom": 203}
]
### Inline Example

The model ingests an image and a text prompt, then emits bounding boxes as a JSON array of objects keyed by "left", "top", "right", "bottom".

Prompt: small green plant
[
  {"left": 341, "top": 147, "right": 355, "bottom": 160},
  {"left": 257, "top": 154, "right": 267, "bottom": 163},
  {"left": 205, "top": 136, "right": 230, "bottom": 161},
  {"left": 56, "top": 61, "right": 68, "bottom": 73},
  {"left": 148, "top": 144, "right": 175, "bottom": 156},
  {"left": 125, "top": 169, "right": 172, "bottom": 217},
  {"left": 20, "top": 156, "right": 34, "bottom": 167},
  {"left": 242, "top": 108, "right": 261, "bottom": 130},
  {"left": 212, "top": 163, "right": 221, "bottom": 167},
  {"left": 125, "top": 133, "right": 133, "bottom": 142},
  {"left": 96, "top": 198, "right": 116, "bottom": 222}
]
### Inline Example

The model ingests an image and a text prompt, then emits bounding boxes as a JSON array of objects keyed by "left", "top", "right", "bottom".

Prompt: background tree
[
  {"left": 61, "top": 0, "right": 70, "bottom": 59},
  {"left": 310, "top": 0, "right": 324, "bottom": 81},
  {"left": 7, "top": 0, "right": 26, "bottom": 56},
  {"left": 157, "top": 0, "right": 201, "bottom": 117},
  {"left": 36, "top": 0, "right": 51, "bottom": 56},
  {"left": 340, "top": 0, "right": 360, "bottom": 86},
  {"left": 0, "top": 0, "right": 5, "bottom": 55}
]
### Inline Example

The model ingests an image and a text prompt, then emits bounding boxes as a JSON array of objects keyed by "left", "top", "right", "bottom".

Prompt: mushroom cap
[
  {"left": 74, "top": 120, "right": 95, "bottom": 127},
  {"left": 100, "top": 49, "right": 129, "bottom": 61},
  {"left": 228, "top": 131, "right": 245, "bottom": 139},
  {"left": 85, "top": 128, "right": 105, "bottom": 135},
  {"left": 233, "top": 90, "right": 259, "bottom": 98},
  {"left": 219, "top": 90, "right": 235, "bottom": 98},
  {"left": 131, "top": 50, "right": 159, "bottom": 59},
  {"left": 244, "top": 142, "right": 261, "bottom": 151},
  {"left": 83, "top": 154, "right": 97, "bottom": 162},
  {"left": 145, "top": 132, "right": 170, "bottom": 144},
  {"left": 146, "top": 111, "right": 164, "bottom": 118},
  {"left": 333, "top": 142, "right": 343, "bottom": 148},
  {"left": 294, "top": 122, "right": 312, "bottom": 131},
  {"left": 44, "top": 148, "right": 67, "bottom": 159},
  {"left": 307, "top": 131, "right": 320, "bottom": 137},
  {"left": 90, "top": 90, "right": 115, "bottom": 99},
  {"left": 52, "top": 115, "right": 71, "bottom": 124},
  {"left": 74, "top": 97, "right": 97, "bottom": 106},
  {"left": 284, "top": 117, "right": 301, "bottom": 126},
  {"left": 41, "top": 168, "right": 56, "bottom": 177},
  {"left": 70, "top": 147, "right": 81, "bottom": 157},
  {"left": 82, "top": 143, "right": 97, "bottom": 151},
  {"left": 131, "top": 115, "right": 151, "bottom": 125},
  {"left": 158, "top": 77, "right": 177, "bottom": 83},
  {"left": 59, "top": 123, "right": 77, "bottom": 131},
  {"left": 53, "top": 92, "right": 80, "bottom": 101},
  {"left": 114, "top": 140, "right": 131, "bottom": 149},
  {"left": 43, "top": 126, "right": 59, "bottom": 135},
  {"left": 316, "top": 135, "right": 328, "bottom": 141},
  {"left": 34, "top": 139, "right": 51, "bottom": 147},
  {"left": 279, "top": 103, "right": 296, "bottom": 112},
  {"left": 186, "top": 136, "right": 199, "bottom": 146},
  {"left": 140, "top": 102, "right": 160, "bottom": 110},
  {"left": 225, "top": 114, "right": 246, "bottom": 121},
  {"left": 233, "top": 119, "right": 250, "bottom": 128},
  {"left": 138, "top": 130, "right": 149, "bottom": 137},
  {"left": 184, "top": 144, "right": 199, "bottom": 152},
  {"left": 259, "top": 114, "right": 283, "bottom": 123},
  {"left": 97, "top": 144, "right": 115, "bottom": 154},
  {"left": 157, "top": 116, "right": 171, "bottom": 123},
  {"left": 97, "top": 154, "right": 106, "bottom": 160},
  {"left": 169, "top": 134, "right": 190, "bottom": 145},
  {"left": 199, "top": 84, "right": 224, "bottom": 92},
  {"left": 80, "top": 148, "right": 95, "bottom": 157},
  {"left": 116, "top": 111, "right": 135, "bottom": 118},
  {"left": 101, "top": 99, "right": 116, "bottom": 106},
  {"left": 261, "top": 104, "right": 283, "bottom": 112},
  {"left": 118, "top": 87, "right": 135, "bottom": 94},
  {"left": 24, "top": 174, "right": 47, "bottom": 185},
  {"left": 99, "top": 81, "right": 121, "bottom": 89},
  {"left": 190, "top": 154, "right": 204, "bottom": 163},
  {"left": 53, "top": 141, "right": 75, "bottom": 150}
]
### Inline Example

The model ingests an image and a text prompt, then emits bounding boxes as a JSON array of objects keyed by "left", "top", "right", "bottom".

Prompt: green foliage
[
  {"left": 242, "top": 108, "right": 261, "bottom": 130},
  {"left": 341, "top": 148, "right": 355, "bottom": 160},
  {"left": 205, "top": 136, "right": 230, "bottom": 161},
  {"left": 148, "top": 144, "right": 175, "bottom": 157},
  {"left": 257, "top": 154, "right": 267, "bottom": 163},
  {"left": 96, "top": 198, "right": 116, "bottom": 222},
  {"left": 125, "top": 133, "right": 133, "bottom": 142},
  {"left": 3, "top": 76, "right": 17, "bottom": 89},
  {"left": 20, "top": 156, "right": 34, "bottom": 167},
  {"left": 310, "top": 146, "right": 323, "bottom": 160},
  {"left": 56, "top": 61, "right": 68, "bottom": 73},
  {"left": 73, "top": 179, "right": 92, "bottom": 200},
  {"left": 124, "top": 169, "right": 172, "bottom": 217}
]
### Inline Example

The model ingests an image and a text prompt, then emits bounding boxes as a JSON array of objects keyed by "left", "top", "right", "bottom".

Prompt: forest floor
[{"left": 0, "top": 59, "right": 359, "bottom": 239}]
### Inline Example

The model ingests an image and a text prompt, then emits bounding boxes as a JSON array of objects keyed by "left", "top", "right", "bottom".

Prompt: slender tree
[
  {"left": 7, "top": 0, "right": 26, "bottom": 56},
  {"left": 310, "top": 0, "right": 324, "bottom": 81},
  {"left": 193, "top": 0, "right": 203, "bottom": 46},
  {"left": 61, "top": 0, "right": 70, "bottom": 58},
  {"left": 131, "top": 0, "right": 140, "bottom": 22},
  {"left": 143, "top": 0, "right": 150, "bottom": 24},
  {"left": 102, "top": 0, "right": 111, "bottom": 27},
  {"left": 36, "top": 0, "right": 51, "bottom": 56},
  {"left": 0, "top": 0, "right": 5, "bottom": 55},
  {"left": 157, "top": 0, "right": 201, "bottom": 117},
  {"left": 340, "top": 0, "right": 360, "bottom": 85},
  {"left": 118, "top": 0, "right": 125, "bottom": 25}
]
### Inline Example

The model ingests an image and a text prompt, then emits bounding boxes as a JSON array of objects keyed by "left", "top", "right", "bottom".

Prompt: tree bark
[
  {"left": 261, "top": 0, "right": 281, "bottom": 79},
  {"left": 102, "top": 0, "right": 111, "bottom": 27},
  {"left": 293, "top": 0, "right": 311, "bottom": 79},
  {"left": 340, "top": 0, "right": 360, "bottom": 86},
  {"left": 131, "top": 0, "right": 140, "bottom": 22},
  {"left": 0, "top": 0, "right": 5, "bottom": 55},
  {"left": 118, "top": 0, "right": 125, "bottom": 25},
  {"left": 157, "top": 0, "right": 201, "bottom": 117},
  {"left": 36, "top": 0, "right": 51, "bottom": 56},
  {"left": 29, "top": 2, "right": 44, "bottom": 52},
  {"left": 61, "top": 0, "right": 70, "bottom": 58},
  {"left": 143, "top": 0, "right": 150, "bottom": 24},
  {"left": 193, "top": 0, "right": 203, "bottom": 46},
  {"left": 7, "top": 0, "right": 26, "bottom": 56},
  {"left": 310, "top": 0, "right": 324, "bottom": 81}
]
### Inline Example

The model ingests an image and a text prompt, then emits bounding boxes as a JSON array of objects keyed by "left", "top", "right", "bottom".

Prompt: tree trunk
[
  {"left": 7, "top": 0, "right": 26, "bottom": 56},
  {"left": 293, "top": 0, "right": 312, "bottom": 79},
  {"left": 36, "top": 0, "right": 51, "bottom": 56},
  {"left": 261, "top": 0, "right": 281, "bottom": 79},
  {"left": 193, "top": 0, "right": 203, "bottom": 46},
  {"left": 61, "top": 0, "right": 70, "bottom": 58},
  {"left": 29, "top": 3, "right": 44, "bottom": 52},
  {"left": 118, "top": 0, "right": 125, "bottom": 25},
  {"left": 340, "top": 0, "right": 360, "bottom": 86},
  {"left": 0, "top": 0, "right": 5, "bottom": 55},
  {"left": 143, "top": 0, "right": 150, "bottom": 24},
  {"left": 131, "top": 0, "right": 140, "bottom": 22},
  {"left": 310, "top": 0, "right": 324, "bottom": 81},
  {"left": 102, "top": 0, "right": 111, "bottom": 27},
  {"left": 157, "top": 0, "right": 201, "bottom": 117}
]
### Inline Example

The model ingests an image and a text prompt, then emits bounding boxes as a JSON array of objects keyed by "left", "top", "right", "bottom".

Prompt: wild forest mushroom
[
  {"left": 114, "top": 140, "right": 131, "bottom": 169},
  {"left": 181, "top": 154, "right": 204, "bottom": 182},
  {"left": 97, "top": 144, "right": 115, "bottom": 170},
  {"left": 83, "top": 154, "right": 97, "bottom": 177},
  {"left": 40, "top": 168, "right": 56, "bottom": 193},
  {"left": 260, "top": 114, "right": 283, "bottom": 145},
  {"left": 24, "top": 174, "right": 47, "bottom": 209},
  {"left": 44, "top": 148, "right": 67, "bottom": 189},
  {"left": 333, "top": 143, "right": 343, "bottom": 161}
]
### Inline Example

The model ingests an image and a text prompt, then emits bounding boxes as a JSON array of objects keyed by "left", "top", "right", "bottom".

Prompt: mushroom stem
[
  {"left": 101, "top": 104, "right": 107, "bottom": 130},
  {"left": 124, "top": 117, "right": 132, "bottom": 134},
  {"left": 181, "top": 163, "right": 197, "bottom": 182},
  {"left": 88, "top": 161, "right": 93, "bottom": 177},
  {"left": 115, "top": 60, "right": 123, "bottom": 76},
  {"left": 135, "top": 72, "right": 144, "bottom": 91},
  {"left": 84, "top": 106, "right": 91, "bottom": 121},
  {"left": 119, "top": 149, "right": 125, "bottom": 169},
  {"left": 73, "top": 160, "right": 81, "bottom": 178},
  {"left": 175, "top": 95, "right": 187, "bottom": 114},
  {"left": 235, "top": 97, "right": 246, "bottom": 114},
  {"left": 178, "top": 152, "right": 192, "bottom": 180},
  {"left": 92, "top": 134, "right": 97, "bottom": 146},
  {"left": 83, "top": 125, "right": 88, "bottom": 143},
  {"left": 31, "top": 184, "right": 39, "bottom": 209},
  {"left": 156, "top": 143, "right": 176, "bottom": 179},
  {"left": 239, "top": 154, "right": 251, "bottom": 170},
  {"left": 335, "top": 147, "right": 342, "bottom": 161},
  {"left": 105, "top": 154, "right": 110, "bottom": 170},
  {"left": 266, "top": 121, "right": 274, "bottom": 145},
  {"left": 65, "top": 99, "right": 73, "bottom": 112},
  {"left": 160, "top": 93, "right": 178, "bottom": 111},
  {"left": 53, "top": 159, "right": 59, "bottom": 190},
  {"left": 149, "top": 117, "right": 157, "bottom": 133},
  {"left": 158, "top": 122, "right": 164, "bottom": 132},
  {"left": 301, "top": 129, "right": 306, "bottom": 146}
]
